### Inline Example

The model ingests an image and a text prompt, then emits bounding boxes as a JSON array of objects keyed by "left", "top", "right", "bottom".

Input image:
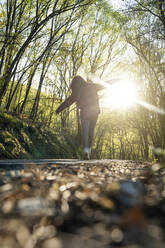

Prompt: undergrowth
[{"left": 0, "top": 110, "right": 82, "bottom": 159}]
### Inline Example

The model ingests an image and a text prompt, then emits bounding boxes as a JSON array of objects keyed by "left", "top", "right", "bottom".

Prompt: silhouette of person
[{"left": 56, "top": 75, "right": 105, "bottom": 159}]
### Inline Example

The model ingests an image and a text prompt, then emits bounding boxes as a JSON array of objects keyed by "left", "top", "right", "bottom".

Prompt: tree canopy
[{"left": 0, "top": 0, "right": 165, "bottom": 161}]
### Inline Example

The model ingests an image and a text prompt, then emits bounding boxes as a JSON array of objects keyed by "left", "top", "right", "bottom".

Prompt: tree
[
  {"left": 112, "top": 0, "right": 165, "bottom": 156},
  {"left": 0, "top": 0, "right": 95, "bottom": 105}
]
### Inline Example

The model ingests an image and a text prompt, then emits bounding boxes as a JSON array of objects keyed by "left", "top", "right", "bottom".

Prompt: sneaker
[
  {"left": 83, "top": 148, "right": 91, "bottom": 160},
  {"left": 83, "top": 151, "right": 90, "bottom": 160}
]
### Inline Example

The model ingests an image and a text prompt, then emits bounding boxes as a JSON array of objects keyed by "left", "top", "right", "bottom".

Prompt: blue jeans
[{"left": 81, "top": 115, "right": 98, "bottom": 149}]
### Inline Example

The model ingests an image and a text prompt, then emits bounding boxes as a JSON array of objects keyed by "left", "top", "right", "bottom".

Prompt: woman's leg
[
  {"left": 88, "top": 115, "right": 98, "bottom": 148},
  {"left": 81, "top": 114, "right": 98, "bottom": 159},
  {"left": 81, "top": 117, "right": 89, "bottom": 150}
]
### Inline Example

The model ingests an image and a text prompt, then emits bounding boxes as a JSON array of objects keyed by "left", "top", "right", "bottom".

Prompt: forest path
[
  {"left": 0, "top": 159, "right": 164, "bottom": 248},
  {"left": 0, "top": 158, "right": 150, "bottom": 175}
]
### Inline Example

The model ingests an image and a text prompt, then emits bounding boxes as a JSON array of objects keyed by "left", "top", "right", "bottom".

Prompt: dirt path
[{"left": 0, "top": 159, "right": 164, "bottom": 248}]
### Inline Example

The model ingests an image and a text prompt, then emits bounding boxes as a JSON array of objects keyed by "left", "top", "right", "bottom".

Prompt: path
[{"left": 0, "top": 159, "right": 164, "bottom": 248}]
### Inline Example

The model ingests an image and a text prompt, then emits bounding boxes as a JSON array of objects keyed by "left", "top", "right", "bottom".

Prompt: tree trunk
[{"left": 19, "top": 66, "right": 37, "bottom": 114}]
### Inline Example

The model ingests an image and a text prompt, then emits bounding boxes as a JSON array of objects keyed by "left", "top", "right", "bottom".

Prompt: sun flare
[{"left": 101, "top": 80, "right": 137, "bottom": 109}]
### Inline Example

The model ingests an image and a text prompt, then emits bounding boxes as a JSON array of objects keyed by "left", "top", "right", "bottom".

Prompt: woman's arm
[
  {"left": 94, "top": 83, "right": 105, "bottom": 91},
  {"left": 56, "top": 94, "right": 76, "bottom": 114}
]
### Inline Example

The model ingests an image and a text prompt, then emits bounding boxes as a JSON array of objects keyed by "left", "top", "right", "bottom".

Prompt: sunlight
[
  {"left": 101, "top": 79, "right": 137, "bottom": 110},
  {"left": 136, "top": 99, "right": 165, "bottom": 115}
]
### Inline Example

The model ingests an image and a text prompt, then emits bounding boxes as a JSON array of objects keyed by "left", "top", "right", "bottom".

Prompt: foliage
[
  {"left": 0, "top": 0, "right": 165, "bottom": 160},
  {"left": 0, "top": 110, "right": 81, "bottom": 159}
]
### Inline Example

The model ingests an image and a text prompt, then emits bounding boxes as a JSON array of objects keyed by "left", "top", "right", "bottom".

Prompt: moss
[
  {"left": 0, "top": 143, "right": 13, "bottom": 159},
  {"left": 17, "top": 129, "right": 34, "bottom": 152},
  {"left": 0, "top": 110, "right": 81, "bottom": 160},
  {"left": 0, "top": 111, "right": 23, "bottom": 130},
  {"left": 1, "top": 131, "right": 21, "bottom": 158}
]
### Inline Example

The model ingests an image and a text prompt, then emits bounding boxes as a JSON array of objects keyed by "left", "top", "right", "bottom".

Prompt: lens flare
[
  {"left": 136, "top": 99, "right": 165, "bottom": 115},
  {"left": 90, "top": 74, "right": 165, "bottom": 114},
  {"left": 101, "top": 80, "right": 137, "bottom": 109}
]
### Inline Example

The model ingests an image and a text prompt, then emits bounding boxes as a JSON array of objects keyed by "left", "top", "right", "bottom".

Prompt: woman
[{"left": 56, "top": 75, "right": 104, "bottom": 159}]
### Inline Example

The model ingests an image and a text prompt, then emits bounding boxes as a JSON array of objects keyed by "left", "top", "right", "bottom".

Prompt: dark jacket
[{"left": 56, "top": 83, "right": 104, "bottom": 119}]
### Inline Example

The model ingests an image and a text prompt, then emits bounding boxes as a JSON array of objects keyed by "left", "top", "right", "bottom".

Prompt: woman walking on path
[{"left": 56, "top": 76, "right": 105, "bottom": 159}]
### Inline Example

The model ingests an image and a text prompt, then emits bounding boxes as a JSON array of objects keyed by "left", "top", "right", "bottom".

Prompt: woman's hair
[{"left": 70, "top": 76, "right": 86, "bottom": 93}]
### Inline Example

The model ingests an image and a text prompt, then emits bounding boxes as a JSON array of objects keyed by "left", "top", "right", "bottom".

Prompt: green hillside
[{"left": 0, "top": 109, "right": 80, "bottom": 160}]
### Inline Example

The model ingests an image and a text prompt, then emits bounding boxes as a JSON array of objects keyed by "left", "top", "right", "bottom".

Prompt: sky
[
  {"left": 0, "top": 0, "right": 127, "bottom": 8},
  {"left": 107, "top": 0, "right": 125, "bottom": 10},
  {"left": 0, "top": 0, "right": 125, "bottom": 10}
]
